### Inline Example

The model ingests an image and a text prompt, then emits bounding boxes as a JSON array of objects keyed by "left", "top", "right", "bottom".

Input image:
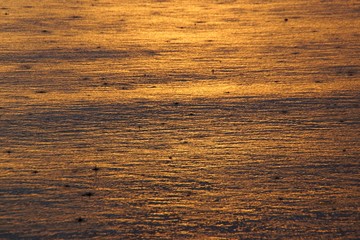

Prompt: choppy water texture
[{"left": 1, "top": 0, "right": 359, "bottom": 239}]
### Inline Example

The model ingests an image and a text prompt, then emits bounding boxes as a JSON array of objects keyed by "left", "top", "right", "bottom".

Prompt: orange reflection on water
[{"left": 0, "top": 0, "right": 359, "bottom": 239}]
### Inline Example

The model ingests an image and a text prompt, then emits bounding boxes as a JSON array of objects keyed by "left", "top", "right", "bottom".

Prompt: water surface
[{"left": 0, "top": 0, "right": 359, "bottom": 239}]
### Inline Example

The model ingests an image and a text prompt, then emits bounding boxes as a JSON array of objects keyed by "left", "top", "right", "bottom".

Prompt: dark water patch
[
  {"left": 34, "top": 90, "right": 47, "bottom": 94},
  {"left": 0, "top": 187, "right": 46, "bottom": 196},
  {"left": 214, "top": 0, "right": 237, "bottom": 4},
  {"left": 0, "top": 48, "right": 160, "bottom": 62},
  {"left": 329, "top": 65, "right": 358, "bottom": 77},
  {"left": 19, "top": 64, "right": 32, "bottom": 70},
  {"left": 69, "top": 15, "right": 82, "bottom": 19},
  {"left": 0, "top": 233, "right": 24, "bottom": 240},
  {"left": 81, "top": 192, "right": 94, "bottom": 197}
]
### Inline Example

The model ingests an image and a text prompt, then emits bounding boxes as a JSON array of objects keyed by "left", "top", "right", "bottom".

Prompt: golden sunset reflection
[{"left": 0, "top": 0, "right": 359, "bottom": 239}]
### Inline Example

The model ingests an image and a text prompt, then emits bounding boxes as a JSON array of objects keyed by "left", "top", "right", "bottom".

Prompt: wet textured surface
[{"left": 0, "top": 0, "right": 359, "bottom": 239}]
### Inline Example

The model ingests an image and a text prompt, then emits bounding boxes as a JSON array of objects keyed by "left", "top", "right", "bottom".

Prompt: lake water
[{"left": 0, "top": 0, "right": 359, "bottom": 239}]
